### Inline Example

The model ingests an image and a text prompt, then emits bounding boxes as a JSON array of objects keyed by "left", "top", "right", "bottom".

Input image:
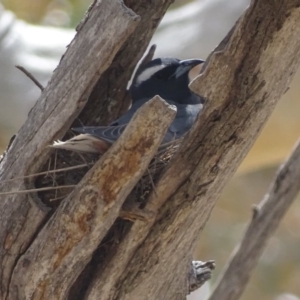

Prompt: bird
[
  {"left": 51, "top": 57, "right": 205, "bottom": 154},
  {"left": 131, "top": 57, "right": 204, "bottom": 104}
]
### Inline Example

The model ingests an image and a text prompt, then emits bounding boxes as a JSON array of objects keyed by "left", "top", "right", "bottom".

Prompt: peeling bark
[
  {"left": 83, "top": 1, "right": 300, "bottom": 300},
  {"left": 0, "top": 0, "right": 170, "bottom": 298},
  {"left": 8, "top": 97, "right": 175, "bottom": 300}
]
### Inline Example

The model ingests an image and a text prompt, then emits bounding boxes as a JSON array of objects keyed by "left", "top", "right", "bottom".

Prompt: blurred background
[{"left": 0, "top": 1, "right": 299, "bottom": 299}]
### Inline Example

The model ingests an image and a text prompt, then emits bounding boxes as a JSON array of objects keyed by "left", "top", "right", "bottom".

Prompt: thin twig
[
  {"left": 52, "top": 152, "right": 58, "bottom": 199},
  {"left": 15, "top": 65, "right": 44, "bottom": 91},
  {"left": 208, "top": 137, "right": 300, "bottom": 300},
  {"left": 47, "top": 156, "right": 52, "bottom": 178},
  {"left": 0, "top": 164, "right": 91, "bottom": 184},
  {"left": 76, "top": 152, "right": 90, "bottom": 165},
  {"left": 50, "top": 194, "right": 70, "bottom": 202},
  {"left": 0, "top": 185, "right": 76, "bottom": 196},
  {"left": 147, "top": 168, "right": 158, "bottom": 197}
]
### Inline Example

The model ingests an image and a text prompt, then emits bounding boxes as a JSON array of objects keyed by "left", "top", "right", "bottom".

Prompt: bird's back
[{"left": 73, "top": 99, "right": 203, "bottom": 146}]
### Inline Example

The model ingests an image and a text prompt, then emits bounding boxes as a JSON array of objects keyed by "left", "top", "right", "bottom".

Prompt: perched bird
[
  {"left": 51, "top": 58, "right": 205, "bottom": 154},
  {"left": 131, "top": 57, "right": 204, "bottom": 104}
]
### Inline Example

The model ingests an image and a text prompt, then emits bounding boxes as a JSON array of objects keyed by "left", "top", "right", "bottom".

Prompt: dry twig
[
  {"left": 15, "top": 65, "right": 44, "bottom": 91},
  {"left": 0, "top": 185, "right": 76, "bottom": 196},
  {"left": 0, "top": 164, "right": 91, "bottom": 184}
]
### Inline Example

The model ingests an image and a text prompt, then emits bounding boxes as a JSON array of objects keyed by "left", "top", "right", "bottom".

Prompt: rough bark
[
  {"left": 0, "top": 0, "right": 172, "bottom": 298},
  {"left": 208, "top": 137, "right": 300, "bottom": 300},
  {"left": 8, "top": 97, "right": 175, "bottom": 300},
  {"left": 82, "top": 1, "right": 300, "bottom": 300}
]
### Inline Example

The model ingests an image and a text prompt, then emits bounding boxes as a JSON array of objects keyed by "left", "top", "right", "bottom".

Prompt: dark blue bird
[
  {"left": 130, "top": 58, "right": 204, "bottom": 104},
  {"left": 51, "top": 57, "right": 204, "bottom": 154}
]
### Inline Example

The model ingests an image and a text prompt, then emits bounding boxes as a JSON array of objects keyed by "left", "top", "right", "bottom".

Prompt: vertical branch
[{"left": 208, "top": 137, "right": 300, "bottom": 300}]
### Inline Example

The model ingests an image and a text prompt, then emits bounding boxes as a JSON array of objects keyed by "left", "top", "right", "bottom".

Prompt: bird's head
[{"left": 130, "top": 58, "right": 205, "bottom": 104}]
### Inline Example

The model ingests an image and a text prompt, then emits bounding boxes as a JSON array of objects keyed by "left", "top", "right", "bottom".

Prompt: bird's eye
[{"left": 155, "top": 65, "right": 177, "bottom": 80}]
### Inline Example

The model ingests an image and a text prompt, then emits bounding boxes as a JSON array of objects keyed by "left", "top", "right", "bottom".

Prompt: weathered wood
[
  {"left": 9, "top": 97, "right": 176, "bottom": 300},
  {"left": 77, "top": 0, "right": 175, "bottom": 126},
  {"left": 208, "top": 137, "right": 300, "bottom": 300},
  {"left": 82, "top": 1, "right": 300, "bottom": 299},
  {"left": 0, "top": 1, "right": 140, "bottom": 298}
]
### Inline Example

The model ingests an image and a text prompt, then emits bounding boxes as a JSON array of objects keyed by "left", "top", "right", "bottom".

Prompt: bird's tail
[{"left": 49, "top": 134, "right": 111, "bottom": 154}]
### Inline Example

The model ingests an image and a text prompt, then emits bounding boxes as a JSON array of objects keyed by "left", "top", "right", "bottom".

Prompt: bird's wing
[
  {"left": 162, "top": 103, "right": 203, "bottom": 145},
  {"left": 72, "top": 98, "right": 151, "bottom": 143},
  {"left": 50, "top": 134, "right": 111, "bottom": 154},
  {"left": 72, "top": 102, "right": 202, "bottom": 149},
  {"left": 72, "top": 124, "right": 127, "bottom": 144}
]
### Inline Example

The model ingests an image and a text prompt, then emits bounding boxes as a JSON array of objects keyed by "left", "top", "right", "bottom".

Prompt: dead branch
[
  {"left": 9, "top": 97, "right": 176, "bottom": 299},
  {"left": 208, "top": 137, "right": 300, "bottom": 300},
  {"left": 0, "top": 1, "right": 140, "bottom": 298},
  {"left": 81, "top": 2, "right": 300, "bottom": 300},
  {"left": 188, "top": 260, "right": 216, "bottom": 293},
  {"left": 15, "top": 65, "right": 44, "bottom": 91}
]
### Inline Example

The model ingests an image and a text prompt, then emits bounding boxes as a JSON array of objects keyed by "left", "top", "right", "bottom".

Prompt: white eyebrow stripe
[{"left": 136, "top": 65, "right": 165, "bottom": 84}]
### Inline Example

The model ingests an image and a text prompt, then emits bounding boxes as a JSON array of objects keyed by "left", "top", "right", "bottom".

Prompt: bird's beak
[
  {"left": 180, "top": 59, "right": 205, "bottom": 67},
  {"left": 175, "top": 59, "right": 205, "bottom": 79}
]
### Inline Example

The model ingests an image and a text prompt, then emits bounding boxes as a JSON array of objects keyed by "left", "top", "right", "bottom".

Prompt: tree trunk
[{"left": 1, "top": 0, "right": 300, "bottom": 299}]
